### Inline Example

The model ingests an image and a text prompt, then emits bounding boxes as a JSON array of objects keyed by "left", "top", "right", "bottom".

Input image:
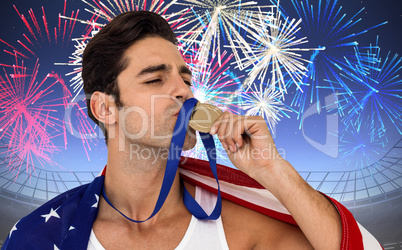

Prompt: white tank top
[{"left": 87, "top": 186, "right": 229, "bottom": 250}]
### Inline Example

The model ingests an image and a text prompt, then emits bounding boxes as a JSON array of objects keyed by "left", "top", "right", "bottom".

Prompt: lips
[{"left": 171, "top": 103, "right": 183, "bottom": 117}]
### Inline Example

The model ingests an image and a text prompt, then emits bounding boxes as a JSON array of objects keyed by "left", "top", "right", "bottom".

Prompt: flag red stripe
[
  {"left": 180, "top": 174, "right": 298, "bottom": 225},
  {"left": 180, "top": 157, "right": 265, "bottom": 189}
]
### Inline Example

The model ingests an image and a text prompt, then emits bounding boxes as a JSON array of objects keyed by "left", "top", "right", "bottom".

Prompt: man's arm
[
  {"left": 210, "top": 113, "right": 341, "bottom": 249},
  {"left": 251, "top": 159, "right": 342, "bottom": 249}
]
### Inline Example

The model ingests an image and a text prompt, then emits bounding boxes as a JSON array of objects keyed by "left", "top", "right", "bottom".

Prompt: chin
[
  {"left": 182, "top": 128, "right": 197, "bottom": 151},
  {"left": 182, "top": 140, "right": 196, "bottom": 151}
]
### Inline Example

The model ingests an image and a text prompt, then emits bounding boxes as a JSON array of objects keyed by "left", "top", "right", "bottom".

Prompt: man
[{"left": 3, "top": 11, "right": 380, "bottom": 249}]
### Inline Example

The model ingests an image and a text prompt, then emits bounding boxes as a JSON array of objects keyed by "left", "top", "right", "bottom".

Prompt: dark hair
[{"left": 82, "top": 11, "right": 177, "bottom": 142}]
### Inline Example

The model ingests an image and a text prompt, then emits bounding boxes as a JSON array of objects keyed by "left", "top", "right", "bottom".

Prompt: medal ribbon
[{"left": 102, "top": 97, "right": 222, "bottom": 222}]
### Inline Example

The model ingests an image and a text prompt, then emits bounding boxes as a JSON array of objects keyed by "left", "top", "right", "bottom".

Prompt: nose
[{"left": 171, "top": 76, "right": 193, "bottom": 103}]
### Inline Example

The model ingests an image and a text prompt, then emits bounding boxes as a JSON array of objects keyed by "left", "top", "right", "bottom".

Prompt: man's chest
[{"left": 92, "top": 216, "right": 191, "bottom": 249}]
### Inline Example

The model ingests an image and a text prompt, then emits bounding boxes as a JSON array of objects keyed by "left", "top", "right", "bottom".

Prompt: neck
[{"left": 101, "top": 138, "right": 185, "bottom": 226}]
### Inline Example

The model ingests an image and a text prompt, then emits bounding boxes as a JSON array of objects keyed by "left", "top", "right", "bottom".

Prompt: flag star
[
  {"left": 92, "top": 194, "right": 99, "bottom": 208},
  {"left": 41, "top": 207, "right": 60, "bottom": 223},
  {"left": 9, "top": 221, "right": 19, "bottom": 238},
  {"left": 54, "top": 244, "right": 59, "bottom": 250},
  {"left": 69, "top": 226, "right": 75, "bottom": 231}
]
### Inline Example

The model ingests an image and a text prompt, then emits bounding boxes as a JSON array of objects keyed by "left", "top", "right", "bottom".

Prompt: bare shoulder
[{"left": 221, "top": 198, "right": 313, "bottom": 250}]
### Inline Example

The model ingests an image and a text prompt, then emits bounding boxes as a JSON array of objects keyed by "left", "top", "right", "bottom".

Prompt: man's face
[{"left": 114, "top": 36, "right": 196, "bottom": 151}]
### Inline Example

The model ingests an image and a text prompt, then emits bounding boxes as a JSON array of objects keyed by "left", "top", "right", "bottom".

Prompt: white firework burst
[
  {"left": 175, "top": 0, "right": 275, "bottom": 68},
  {"left": 231, "top": 2, "right": 323, "bottom": 97},
  {"left": 241, "top": 84, "right": 291, "bottom": 131}
]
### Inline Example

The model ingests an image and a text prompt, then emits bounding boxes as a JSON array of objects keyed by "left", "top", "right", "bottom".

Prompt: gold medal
[{"left": 189, "top": 103, "right": 223, "bottom": 133}]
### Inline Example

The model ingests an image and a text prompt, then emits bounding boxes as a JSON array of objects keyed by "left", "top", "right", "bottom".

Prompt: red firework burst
[
  {"left": 0, "top": 58, "right": 72, "bottom": 177},
  {"left": 1, "top": 0, "right": 80, "bottom": 61}
]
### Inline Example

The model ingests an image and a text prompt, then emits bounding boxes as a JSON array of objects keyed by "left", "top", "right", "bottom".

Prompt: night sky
[{"left": 0, "top": 0, "right": 401, "bottom": 175}]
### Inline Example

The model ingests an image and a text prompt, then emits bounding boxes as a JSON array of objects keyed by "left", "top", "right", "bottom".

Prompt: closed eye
[
  {"left": 144, "top": 79, "right": 161, "bottom": 84},
  {"left": 184, "top": 80, "right": 193, "bottom": 86}
]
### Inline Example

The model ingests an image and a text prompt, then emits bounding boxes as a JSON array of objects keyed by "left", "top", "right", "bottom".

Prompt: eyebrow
[{"left": 136, "top": 64, "right": 192, "bottom": 78}]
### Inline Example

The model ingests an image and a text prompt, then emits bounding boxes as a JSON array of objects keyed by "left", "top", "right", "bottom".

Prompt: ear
[{"left": 90, "top": 91, "right": 117, "bottom": 126}]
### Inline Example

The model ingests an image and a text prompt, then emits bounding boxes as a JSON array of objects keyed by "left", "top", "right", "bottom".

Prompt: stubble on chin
[
  {"left": 121, "top": 107, "right": 198, "bottom": 152},
  {"left": 182, "top": 127, "right": 197, "bottom": 151}
]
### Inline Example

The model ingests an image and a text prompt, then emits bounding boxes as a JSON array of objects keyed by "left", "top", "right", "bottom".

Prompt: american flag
[{"left": 3, "top": 157, "right": 381, "bottom": 249}]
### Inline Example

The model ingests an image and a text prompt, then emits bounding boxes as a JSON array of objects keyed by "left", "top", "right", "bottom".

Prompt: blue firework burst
[
  {"left": 274, "top": 0, "right": 388, "bottom": 127},
  {"left": 336, "top": 37, "right": 402, "bottom": 136}
]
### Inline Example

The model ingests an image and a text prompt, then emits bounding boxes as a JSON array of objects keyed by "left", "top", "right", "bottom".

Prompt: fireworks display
[
  {"left": 175, "top": 0, "right": 275, "bottom": 68},
  {"left": 240, "top": 84, "right": 293, "bottom": 132},
  {"left": 0, "top": 0, "right": 400, "bottom": 177},
  {"left": 0, "top": 1, "right": 98, "bottom": 177},
  {"left": 336, "top": 38, "right": 402, "bottom": 136},
  {"left": 1, "top": 1, "right": 80, "bottom": 62},
  {"left": 231, "top": 3, "right": 323, "bottom": 97},
  {"left": 1, "top": 1, "right": 401, "bottom": 245},
  {"left": 284, "top": 0, "right": 388, "bottom": 128},
  {"left": 0, "top": 58, "right": 70, "bottom": 176}
]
